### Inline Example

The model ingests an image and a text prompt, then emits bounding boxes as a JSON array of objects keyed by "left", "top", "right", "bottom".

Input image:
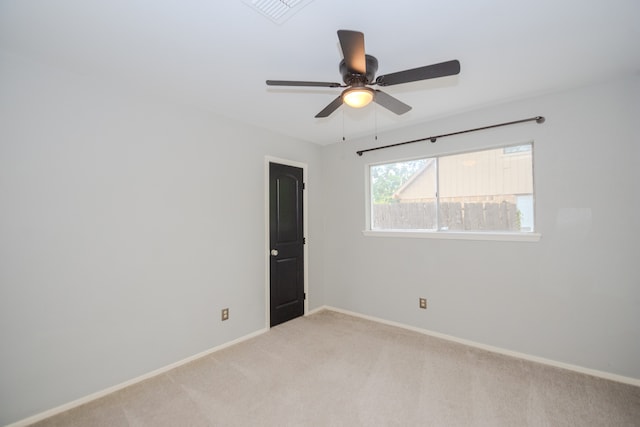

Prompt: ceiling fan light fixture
[{"left": 342, "top": 87, "right": 374, "bottom": 108}]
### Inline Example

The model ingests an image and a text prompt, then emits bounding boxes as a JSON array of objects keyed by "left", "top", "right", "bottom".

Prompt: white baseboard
[
  {"left": 320, "top": 305, "right": 640, "bottom": 387},
  {"left": 7, "top": 328, "right": 268, "bottom": 427}
]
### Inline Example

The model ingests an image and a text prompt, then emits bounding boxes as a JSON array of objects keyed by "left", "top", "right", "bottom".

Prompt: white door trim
[{"left": 264, "top": 156, "right": 309, "bottom": 329}]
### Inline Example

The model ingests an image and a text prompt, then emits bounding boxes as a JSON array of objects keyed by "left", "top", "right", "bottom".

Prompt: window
[{"left": 368, "top": 143, "right": 535, "bottom": 237}]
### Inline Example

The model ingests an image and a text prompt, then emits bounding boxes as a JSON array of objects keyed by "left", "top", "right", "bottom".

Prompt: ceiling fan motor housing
[{"left": 340, "top": 54, "right": 378, "bottom": 85}]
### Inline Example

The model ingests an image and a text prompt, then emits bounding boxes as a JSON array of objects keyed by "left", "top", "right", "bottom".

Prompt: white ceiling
[{"left": 1, "top": 0, "right": 639, "bottom": 145}]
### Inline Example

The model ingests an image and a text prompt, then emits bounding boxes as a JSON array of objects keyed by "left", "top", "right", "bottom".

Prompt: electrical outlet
[
  {"left": 221, "top": 308, "right": 229, "bottom": 321},
  {"left": 419, "top": 298, "right": 427, "bottom": 309}
]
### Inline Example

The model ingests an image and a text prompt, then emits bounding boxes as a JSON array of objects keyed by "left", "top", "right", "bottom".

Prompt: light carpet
[{"left": 32, "top": 310, "right": 640, "bottom": 426}]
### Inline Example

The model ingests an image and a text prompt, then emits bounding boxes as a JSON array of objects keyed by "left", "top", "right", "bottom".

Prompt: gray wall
[
  {"left": 322, "top": 75, "right": 640, "bottom": 380},
  {"left": 0, "top": 51, "right": 324, "bottom": 425}
]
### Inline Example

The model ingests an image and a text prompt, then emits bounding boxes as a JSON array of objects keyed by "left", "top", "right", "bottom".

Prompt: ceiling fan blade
[
  {"left": 373, "top": 90, "right": 412, "bottom": 115},
  {"left": 337, "top": 30, "right": 366, "bottom": 75},
  {"left": 315, "top": 96, "right": 343, "bottom": 118},
  {"left": 266, "top": 80, "right": 343, "bottom": 88},
  {"left": 375, "top": 60, "right": 460, "bottom": 86}
]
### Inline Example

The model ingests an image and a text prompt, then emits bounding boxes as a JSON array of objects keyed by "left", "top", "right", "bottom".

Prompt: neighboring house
[
  {"left": 393, "top": 145, "right": 533, "bottom": 204},
  {"left": 385, "top": 145, "right": 534, "bottom": 231}
]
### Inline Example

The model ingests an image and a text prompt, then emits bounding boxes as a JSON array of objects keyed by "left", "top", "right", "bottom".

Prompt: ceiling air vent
[{"left": 243, "top": 0, "right": 314, "bottom": 24}]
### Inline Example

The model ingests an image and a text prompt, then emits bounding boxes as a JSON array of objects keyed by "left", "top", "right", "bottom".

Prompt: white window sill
[{"left": 362, "top": 230, "right": 541, "bottom": 242}]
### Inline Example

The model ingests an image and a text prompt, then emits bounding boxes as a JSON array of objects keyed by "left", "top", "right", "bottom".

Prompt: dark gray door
[{"left": 269, "top": 162, "right": 304, "bottom": 327}]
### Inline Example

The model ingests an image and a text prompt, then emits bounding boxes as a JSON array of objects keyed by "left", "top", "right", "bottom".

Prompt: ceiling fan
[{"left": 266, "top": 30, "right": 460, "bottom": 118}]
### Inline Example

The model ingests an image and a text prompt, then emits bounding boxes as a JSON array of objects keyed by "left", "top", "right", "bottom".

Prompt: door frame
[{"left": 264, "top": 156, "right": 309, "bottom": 329}]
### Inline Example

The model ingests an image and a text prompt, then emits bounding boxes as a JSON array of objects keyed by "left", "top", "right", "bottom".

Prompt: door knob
[{"left": 270, "top": 249, "right": 279, "bottom": 256}]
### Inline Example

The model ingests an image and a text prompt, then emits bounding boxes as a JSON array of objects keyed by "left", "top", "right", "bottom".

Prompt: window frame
[{"left": 364, "top": 142, "right": 541, "bottom": 242}]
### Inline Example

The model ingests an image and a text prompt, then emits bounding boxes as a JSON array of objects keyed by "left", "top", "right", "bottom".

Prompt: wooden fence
[{"left": 373, "top": 201, "right": 520, "bottom": 231}]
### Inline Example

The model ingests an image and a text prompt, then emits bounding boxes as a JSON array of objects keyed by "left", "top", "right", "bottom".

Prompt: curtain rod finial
[{"left": 536, "top": 116, "right": 545, "bottom": 124}]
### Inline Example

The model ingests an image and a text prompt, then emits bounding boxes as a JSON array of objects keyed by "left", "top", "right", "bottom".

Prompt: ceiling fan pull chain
[{"left": 374, "top": 104, "right": 378, "bottom": 140}]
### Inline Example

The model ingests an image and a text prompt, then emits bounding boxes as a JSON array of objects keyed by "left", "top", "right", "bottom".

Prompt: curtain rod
[{"left": 356, "top": 116, "right": 545, "bottom": 156}]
